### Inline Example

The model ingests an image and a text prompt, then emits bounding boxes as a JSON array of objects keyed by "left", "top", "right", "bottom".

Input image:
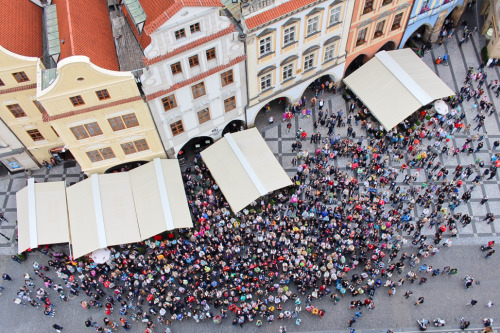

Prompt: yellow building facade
[
  {"left": 36, "top": 56, "right": 165, "bottom": 175},
  {"left": 0, "top": 46, "right": 62, "bottom": 164}
]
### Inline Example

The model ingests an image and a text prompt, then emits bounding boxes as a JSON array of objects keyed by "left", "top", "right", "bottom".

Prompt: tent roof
[
  {"left": 17, "top": 179, "right": 70, "bottom": 254},
  {"left": 201, "top": 128, "right": 292, "bottom": 212},
  {"left": 17, "top": 158, "right": 192, "bottom": 258},
  {"left": 343, "top": 49, "right": 455, "bottom": 130}
]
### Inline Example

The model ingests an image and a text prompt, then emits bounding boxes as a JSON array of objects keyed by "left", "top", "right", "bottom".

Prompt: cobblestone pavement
[{"left": 0, "top": 3, "right": 500, "bottom": 333}]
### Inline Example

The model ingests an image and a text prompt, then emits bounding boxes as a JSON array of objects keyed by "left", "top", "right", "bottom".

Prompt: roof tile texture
[
  {"left": 54, "top": 0, "right": 120, "bottom": 71},
  {"left": 245, "top": 0, "right": 317, "bottom": 30},
  {"left": 0, "top": 0, "right": 43, "bottom": 57}
]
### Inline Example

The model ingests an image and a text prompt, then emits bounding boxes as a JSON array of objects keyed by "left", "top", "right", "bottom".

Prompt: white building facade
[
  {"left": 141, "top": 5, "right": 247, "bottom": 158},
  {"left": 0, "top": 118, "right": 39, "bottom": 173},
  {"left": 239, "top": 0, "right": 354, "bottom": 125}
]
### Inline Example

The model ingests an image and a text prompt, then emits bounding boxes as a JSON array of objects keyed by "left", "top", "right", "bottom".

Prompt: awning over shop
[
  {"left": 16, "top": 179, "right": 70, "bottom": 254},
  {"left": 16, "top": 158, "right": 192, "bottom": 258},
  {"left": 201, "top": 128, "right": 292, "bottom": 212},
  {"left": 343, "top": 49, "right": 455, "bottom": 130}
]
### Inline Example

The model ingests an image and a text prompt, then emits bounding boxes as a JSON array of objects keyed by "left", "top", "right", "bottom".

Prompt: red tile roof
[
  {"left": 245, "top": 0, "right": 317, "bottom": 30},
  {"left": 146, "top": 55, "right": 246, "bottom": 101},
  {"left": 144, "top": 25, "right": 235, "bottom": 65},
  {"left": 0, "top": 0, "right": 43, "bottom": 58},
  {"left": 126, "top": 0, "right": 223, "bottom": 50},
  {"left": 54, "top": 0, "right": 120, "bottom": 71}
]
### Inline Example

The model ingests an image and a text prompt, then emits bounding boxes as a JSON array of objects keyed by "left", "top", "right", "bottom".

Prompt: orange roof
[
  {"left": 126, "top": 0, "right": 223, "bottom": 50},
  {"left": 245, "top": 0, "right": 317, "bottom": 30},
  {"left": 0, "top": 0, "right": 43, "bottom": 58},
  {"left": 54, "top": 0, "right": 119, "bottom": 71}
]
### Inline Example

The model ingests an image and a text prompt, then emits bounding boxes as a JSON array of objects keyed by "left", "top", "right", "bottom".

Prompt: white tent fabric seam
[
  {"left": 154, "top": 158, "right": 175, "bottom": 231},
  {"left": 27, "top": 178, "right": 37, "bottom": 249},
  {"left": 225, "top": 132, "right": 268, "bottom": 196},
  {"left": 375, "top": 51, "right": 432, "bottom": 105},
  {"left": 91, "top": 174, "right": 107, "bottom": 249}
]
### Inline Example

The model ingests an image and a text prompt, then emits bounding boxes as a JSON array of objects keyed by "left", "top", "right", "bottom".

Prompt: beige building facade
[
  {"left": 481, "top": 0, "right": 500, "bottom": 59},
  {"left": 37, "top": 56, "right": 165, "bottom": 175}
]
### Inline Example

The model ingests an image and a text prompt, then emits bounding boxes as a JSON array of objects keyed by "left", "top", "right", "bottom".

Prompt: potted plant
[
  {"left": 374, "top": 31, "right": 383, "bottom": 38},
  {"left": 391, "top": 23, "right": 400, "bottom": 30},
  {"left": 363, "top": 6, "right": 373, "bottom": 14},
  {"left": 356, "top": 39, "right": 366, "bottom": 46},
  {"left": 382, "top": 0, "right": 393, "bottom": 5}
]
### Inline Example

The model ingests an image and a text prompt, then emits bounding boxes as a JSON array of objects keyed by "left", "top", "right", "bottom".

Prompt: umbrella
[
  {"left": 90, "top": 248, "right": 111, "bottom": 264},
  {"left": 434, "top": 100, "right": 449, "bottom": 115}
]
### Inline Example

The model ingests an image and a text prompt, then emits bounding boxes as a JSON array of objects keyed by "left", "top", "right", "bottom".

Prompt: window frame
[
  {"left": 283, "top": 26, "right": 296, "bottom": 45},
  {"left": 206, "top": 48, "right": 216, "bottom": 60},
  {"left": 191, "top": 82, "right": 206, "bottom": 99},
  {"left": 70, "top": 125, "right": 89, "bottom": 140},
  {"left": 306, "top": 16, "right": 320, "bottom": 36},
  {"left": 220, "top": 70, "right": 234, "bottom": 87},
  {"left": 108, "top": 116, "right": 126, "bottom": 131},
  {"left": 363, "top": 0, "right": 374, "bottom": 14},
  {"left": 170, "top": 62, "right": 182, "bottom": 75},
  {"left": 356, "top": 27, "right": 368, "bottom": 45},
  {"left": 69, "top": 95, "right": 85, "bottom": 107},
  {"left": 84, "top": 122, "right": 103, "bottom": 137},
  {"left": 86, "top": 147, "right": 116, "bottom": 162},
  {"left": 108, "top": 113, "right": 139, "bottom": 131},
  {"left": 6, "top": 104, "right": 27, "bottom": 118},
  {"left": 259, "top": 36, "right": 272, "bottom": 56},
  {"left": 12, "top": 71, "right": 29, "bottom": 83},
  {"left": 162, "top": 94, "right": 177, "bottom": 111},
  {"left": 197, "top": 108, "right": 211, "bottom": 124},
  {"left": 188, "top": 55, "right": 200, "bottom": 68},
  {"left": 121, "top": 139, "right": 149, "bottom": 155},
  {"left": 392, "top": 12, "right": 403, "bottom": 30},
  {"left": 260, "top": 73, "right": 272, "bottom": 91},
  {"left": 282, "top": 63, "right": 294, "bottom": 81},
  {"left": 190, "top": 23, "right": 201, "bottom": 33},
  {"left": 174, "top": 28, "right": 186, "bottom": 40},
  {"left": 374, "top": 20, "right": 386, "bottom": 38},
  {"left": 170, "top": 120, "right": 184, "bottom": 136},
  {"left": 324, "top": 44, "right": 336, "bottom": 62},
  {"left": 26, "top": 129, "right": 44, "bottom": 141},
  {"left": 304, "top": 53, "right": 315, "bottom": 71},
  {"left": 95, "top": 89, "right": 111, "bottom": 101},
  {"left": 329, "top": 6, "right": 342, "bottom": 25},
  {"left": 224, "top": 96, "right": 236, "bottom": 112}
]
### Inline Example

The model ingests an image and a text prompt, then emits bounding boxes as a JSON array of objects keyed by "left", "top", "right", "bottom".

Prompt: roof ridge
[{"left": 65, "top": 0, "right": 75, "bottom": 56}]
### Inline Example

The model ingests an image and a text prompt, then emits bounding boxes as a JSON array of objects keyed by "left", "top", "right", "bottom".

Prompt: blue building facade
[{"left": 399, "top": 0, "right": 465, "bottom": 48}]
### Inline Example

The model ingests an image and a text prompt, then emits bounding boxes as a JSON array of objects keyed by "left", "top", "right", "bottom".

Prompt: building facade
[
  {"left": 480, "top": 0, "right": 500, "bottom": 59},
  {"left": 122, "top": 0, "right": 247, "bottom": 158},
  {"left": 237, "top": 0, "right": 354, "bottom": 126},
  {"left": 36, "top": 57, "right": 165, "bottom": 175},
  {"left": 399, "top": 0, "right": 466, "bottom": 48},
  {"left": 0, "top": 117, "right": 39, "bottom": 173},
  {"left": 344, "top": 0, "right": 413, "bottom": 76}
]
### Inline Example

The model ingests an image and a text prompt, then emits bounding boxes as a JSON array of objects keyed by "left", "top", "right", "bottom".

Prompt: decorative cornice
[{"left": 0, "top": 83, "right": 37, "bottom": 95}]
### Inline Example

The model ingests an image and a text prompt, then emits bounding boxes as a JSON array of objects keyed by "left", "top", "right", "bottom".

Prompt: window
[
  {"left": 121, "top": 139, "right": 149, "bottom": 155},
  {"left": 69, "top": 95, "right": 85, "bottom": 106},
  {"left": 171, "top": 62, "right": 182, "bottom": 75},
  {"left": 95, "top": 89, "right": 110, "bottom": 100},
  {"left": 259, "top": 36, "right": 272, "bottom": 56},
  {"left": 162, "top": 95, "right": 177, "bottom": 111},
  {"left": 27, "top": 129, "right": 44, "bottom": 141},
  {"left": 420, "top": 0, "right": 430, "bottom": 13},
  {"left": 190, "top": 23, "right": 200, "bottom": 33},
  {"left": 70, "top": 122, "right": 103, "bottom": 140},
  {"left": 170, "top": 120, "right": 184, "bottom": 136},
  {"left": 282, "top": 63, "right": 293, "bottom": 80},
  {"left": 12, "top": 71, "right": 29, "bottom": 83},
  {"left": 197, "top": 108, "right": 211, "bottom": 124},
  {"left": 356, "top": 27, "right": 368, "bottom": 45},
  {"left": 324, "top": 44, "right": 336, "bottom": 61},
  {"left": 0, "top": 78, "right": 4, "bottom": 86},
  {"left": 191, "top": 82, "right": 206, "bottom": 99},
  {"left": 86, "top": 147, "right": 115, "bottom": 162},
  {"left": 284, "top": 26, "right": 295, "bottom": 45},
  {"left": 6, "top": 104, "right": 27, "bottom": 118},
  {"left": 374, "top": 20, "right": 385, "bottom": 38},
  {"left": 224, "top": 96, "right": 236, "bottom": 112},
  {"left": 206, "top": 48, "right": 216, "bottom": 60},
  {"left": 304, "top": 54, "right": 315, "bottom": 70},
  {"left": 108, "top": 113, "right": 139, "bottom": 131},
  {"left": 260, "top": 74, "right": 272, "bottom": 90},
  {"left": 174, "top": 28, "right": 186, "bottom": 39},
  {"left": 392, "top": 13, "right": 403, "bottom": 30},
  {"left": 307, "top": 16, "right": 319, "bottom": 35},
  {"left": 329, "top": 6, "right": 341, "bottom": 25},
  {"left": 221, "top": 70, "right": 234, "bottom": 87},
  {"left": 189, "top": 55, "right": 199, "bottom": 67},
  {"left": 363, "top": 0, "right": 374, "bottom": 14}
]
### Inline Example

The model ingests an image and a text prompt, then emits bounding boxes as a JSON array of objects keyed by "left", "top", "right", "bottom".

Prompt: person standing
[
  {"left": 52, "top": 324, "right": 63, "bottom": 332},
  {"left": 485, "top": 250, "right": 495, "bottom": 258},
  {"left": 415, "top": 297, "right": 424, "bottom": 305},
  {"left": 2, "top": 273, "right": 12, "bottom": 281},
  {"left": 466, "top": 299, "right": 478, "bottom": 307}
]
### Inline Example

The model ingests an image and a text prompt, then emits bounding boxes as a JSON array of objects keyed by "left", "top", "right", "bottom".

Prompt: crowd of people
[{"left": 2, "top": 37, "right": 499, "bottom": 333}]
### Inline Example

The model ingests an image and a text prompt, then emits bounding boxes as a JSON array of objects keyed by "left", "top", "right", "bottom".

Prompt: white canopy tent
[
  {"left": 343, "top": 49, "right": 455, "bottom": 130},
  {"left": 16, "top": 179, "right": 70, "bottom": 254},
  {"left": 17, "top": 158, "right": 193, "bottom": 258},
  {"left": 201, "top": 128, "right": 292, "bottom": 212}
]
